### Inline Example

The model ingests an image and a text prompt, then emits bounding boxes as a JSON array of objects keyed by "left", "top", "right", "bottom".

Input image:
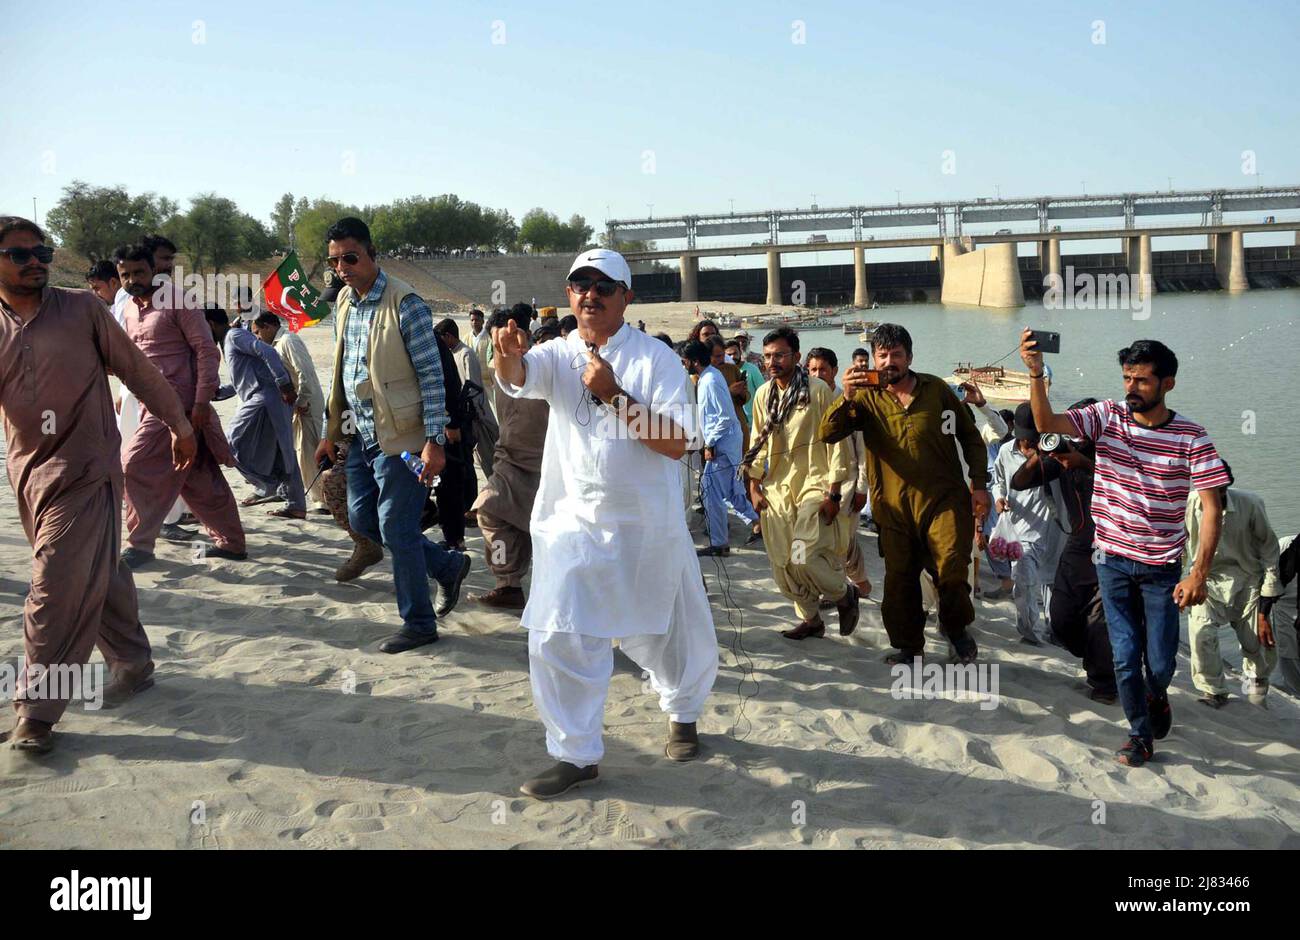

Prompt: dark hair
[
  {"left": 490, "top": 306, "right": 530, "bottom": 332},
  {"left": 851, "top": 347, "right": 870, "bottom": 360},
  {"left": 143, "top": 234, "right": 177, "bottom": 256},
  {"left": 254, "top": 312, "right": 280, "bottom": 329},
  {"left": 469, "top": 308, "right": 484, "bottom": 320},
  {"left": 325, "top": 217, "right": 374, "bottom": 253},
  {"left": 681, "top": 340, "right": 711, "bottom": 368},
  {"left": 509, "top": 302, "right": 534, "bottom": 324},
  {"left": 871, "top": 323, "right": 912, "bottom": 356},
  {"left": 688, "top": 319, "right": 719, "bottom": 343},
  {"left": 724, "top": 337, "right": 742, "bottom": 351},
  {"left": 558, "top": 314, "right": 578, "bottom": 333},
  {"left": 202, "top": 304, "right": 229, "bottom": 326},
  {"left": 0, "top": 216, "right": 45, "bottom": 245},
  {"left": 806, "top": 347, "right": 838, "bottom": 370},
  {"left": 86, "top": 260, "right": 118, "bottom": 282},
  {"left": 532, "top": 323, "right": 561, "bottom": 344},
  {"left": 704, "top": 335, "right": 726, "bottom": 352},
  {"left": 1117, "top": 339, "right": 1178, "bottom": 379},
  {"left": 654, "top": 332, "right": 674, "bottom": 347},
  {"left": 762, "top": 326, "right": 799, "bottom": 354},
  {"left": 111, "top": 243, "right": 133, "bottom": 262},
  {"left": 436, "top": 317, "right": 459, "bottom": 339},
  {"left": 117, "top": 244, "right": 154, "bottom": 266}
]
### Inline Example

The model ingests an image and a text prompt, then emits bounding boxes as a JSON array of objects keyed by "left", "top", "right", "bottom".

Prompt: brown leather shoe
[
  {"left": 470, "top": 585, "right": 526, "bottom": 609},
  {"left": 665, "top": 721, "right": 700, "bottom": 761},
  {"left": 520, "top": 761, "right": 599, "bottom": 799},
  {"left": 335, "top": 539, "right": 384, "bottom": 582},
  {"left": 782, "top": 617, "right": 826, "bottom": 640},
  {"left": 7, "top": 718, "right": 55, "bottom": 753},
  {"left": 103, "top": 661, "right": 156, "bottom": 708}
]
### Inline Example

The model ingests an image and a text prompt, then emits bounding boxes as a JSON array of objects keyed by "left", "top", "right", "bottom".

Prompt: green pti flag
[{"left": 261, "top": 251, "right": 329, "bottom": 332}]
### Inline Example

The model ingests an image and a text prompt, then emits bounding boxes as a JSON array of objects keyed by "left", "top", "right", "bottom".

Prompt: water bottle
[{"left": 400, "top": 450, "right": 440, "bottom": 488}]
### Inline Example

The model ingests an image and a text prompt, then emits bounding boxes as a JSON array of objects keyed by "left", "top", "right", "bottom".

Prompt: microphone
[{"left": 585, "top": 342, "right": 603, "bottom": 406}]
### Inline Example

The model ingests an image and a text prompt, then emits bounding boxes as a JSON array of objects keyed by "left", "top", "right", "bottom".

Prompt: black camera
[{"left": 1038, "top": 433, "right": 1072, "bottom": 455}]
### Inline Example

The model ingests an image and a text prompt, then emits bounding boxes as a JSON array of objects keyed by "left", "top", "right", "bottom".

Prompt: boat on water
[
  {"left": 946, "top": 362, "right": 1039, "bottom": 403},
  {"left": 842, "top": 319, "right": 880, "bottom": 335}
]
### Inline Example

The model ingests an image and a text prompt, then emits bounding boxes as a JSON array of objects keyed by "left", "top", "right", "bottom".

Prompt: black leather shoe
[
  {"left": 435, "top": 553, "right": 472, "bottom": 617},
  {"left": 379, "top": 631, "right": 439, "bottom": 654},
  {"left": 159, "top": 523, "right": 197, "bottom": 543},
  {"left": 837, "top": 584, "right": 861, "bottom": 636},
  {"left": 206, "top": 547, "right": 249, "bottom": 561},
  {"left": 120, "top": 547, "right": 155, "bottom": 570},
  {"left": 696, "top": 545, "right": 729, "bottom": 557}
]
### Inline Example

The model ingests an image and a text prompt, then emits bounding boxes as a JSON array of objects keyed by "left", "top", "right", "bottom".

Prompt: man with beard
[
  {"left": 821, "top": 323, "right": 988, "bottom": 664},
  {"left": 468, "top": 308, "right": 494, "bottom": 414},
  {"left": 1009, "top": 404, "right": 1118, "bottom": 704},
  {"left": 1022, "top": 332, "right": 1227, "bottom": 767},
  {"left": 744, "top": 328, "right": 859, "bottom": 640},
  {"left": 494, "top": 248, "right": 717, "bottom": 798},
  {"left": 0, "top": 218, "right": 196, "bottom": 751},
  {"left": 117, "top": 245, "right": 246, "bottom": 568}
]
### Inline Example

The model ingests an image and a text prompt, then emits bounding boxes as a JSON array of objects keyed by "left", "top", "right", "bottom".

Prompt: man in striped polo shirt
[{"left": 1021, "top": 331, "right": 1227, "bottom": 767}]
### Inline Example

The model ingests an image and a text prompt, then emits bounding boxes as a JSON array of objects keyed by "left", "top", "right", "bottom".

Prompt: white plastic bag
[{"left": 988, "top": 512, "right": 1023, "bottom": 561}]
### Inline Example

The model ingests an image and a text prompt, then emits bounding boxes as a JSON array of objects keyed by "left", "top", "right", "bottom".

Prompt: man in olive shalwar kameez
[
  {"left": 820, "top": 323, "right": 990, "bottom": 664},
  {"left": 743, "top": 327, "right": 860, "bottom": 640},
  {"left": 0, "top": 217, "right": 197, "bottom": 753}
]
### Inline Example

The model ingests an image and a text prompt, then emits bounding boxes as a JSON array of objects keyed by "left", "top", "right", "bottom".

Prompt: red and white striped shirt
[{"left": 1067, "top": 399, "right": 1229, "bottom": 565}]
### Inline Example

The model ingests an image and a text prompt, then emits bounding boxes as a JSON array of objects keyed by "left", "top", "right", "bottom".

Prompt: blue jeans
[
  {"left": 702, "top": 436, "right": 758, "bottom": 547},
  {"left": 1095, "top": 554, "right": 1181, "bottom": 742},
  {"left": 345, "top": 437, "right": 464, "bottom": 636}
]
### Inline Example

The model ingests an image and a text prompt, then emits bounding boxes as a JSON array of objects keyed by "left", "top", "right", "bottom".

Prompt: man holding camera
[
  {"left": 1022, "top": 331, "right": 1227, "bottom": 767},
  {"left": 822, "top": 323, "right": 990, "bottom": 664},
  {"left": 1008, "top": 399, "right": 1117, "bottom": 703}
]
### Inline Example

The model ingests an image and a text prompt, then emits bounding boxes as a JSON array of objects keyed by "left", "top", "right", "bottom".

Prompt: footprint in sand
[
  {"left": 589, "top": 799, "right": 649, "bottom": 841},
  {"left": 989, "top": 741, "right": 1063, "bottom": 784}
]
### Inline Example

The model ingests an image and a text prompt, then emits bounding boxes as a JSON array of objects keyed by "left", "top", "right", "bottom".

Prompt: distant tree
[
  {"left": 44, "top": 180, "right": 175, "bottom": 261},
  {"left": 179, "top": 194, "right": 244, "bottom": 273},
  {"left": 294, "top": 199, "right": 365, "bottom": 272},
  {"left": 270, "top": 193, "right": 296, "bottom": 248}
]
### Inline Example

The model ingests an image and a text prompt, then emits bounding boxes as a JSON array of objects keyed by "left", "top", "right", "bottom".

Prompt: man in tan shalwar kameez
[
  {"left": 0, "top": 218, "right": 196, "bottom": 753},
  {"left": 469, "top": 307, "right": 549, "bottom": 609},
  {"left": 743, "top": 327, "right": 860, "bottom": 640}
]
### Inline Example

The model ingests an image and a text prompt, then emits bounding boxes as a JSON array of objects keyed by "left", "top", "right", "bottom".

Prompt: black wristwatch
[{"left": 430, "top": 432, "right": 447, "bottom": 446}]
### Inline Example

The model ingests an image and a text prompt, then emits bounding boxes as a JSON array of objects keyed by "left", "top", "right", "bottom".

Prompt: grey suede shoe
[{"left": 520, "top": 761, "right": 599, "bottom": 800}]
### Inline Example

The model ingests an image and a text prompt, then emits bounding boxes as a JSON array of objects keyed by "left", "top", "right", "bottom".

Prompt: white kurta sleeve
[{"left": 496, "top": 341, "right": 557, "bottom": 402}]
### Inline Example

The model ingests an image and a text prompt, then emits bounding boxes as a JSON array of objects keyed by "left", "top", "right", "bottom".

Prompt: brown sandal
[{"left": 267, "top": 508, "right": 306, "bottom": 519}]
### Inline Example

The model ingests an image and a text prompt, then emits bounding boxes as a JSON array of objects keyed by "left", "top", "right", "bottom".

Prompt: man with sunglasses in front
[
  {"left": 0, "top": 218, "right": 197, "bottom": 753},
  {"left": 494, "top": 248, "right": 718, "bottom": 799},
  {"left": 315, "top": 218, "right": 471, "bottom": 654}
]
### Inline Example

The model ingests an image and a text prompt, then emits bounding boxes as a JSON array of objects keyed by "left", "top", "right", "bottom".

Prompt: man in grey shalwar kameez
[{"left": 211, "top": 317, "right": 306, "bottom": 519}]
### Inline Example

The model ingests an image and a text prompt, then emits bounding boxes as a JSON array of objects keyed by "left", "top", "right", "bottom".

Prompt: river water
[{"left": 804, "top": 287, "right": 1300, "bottom": 538}]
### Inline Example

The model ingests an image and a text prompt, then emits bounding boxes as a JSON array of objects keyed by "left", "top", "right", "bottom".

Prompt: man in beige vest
[{"left": 314, "top": 217, "right": 472, "bottom": 653}]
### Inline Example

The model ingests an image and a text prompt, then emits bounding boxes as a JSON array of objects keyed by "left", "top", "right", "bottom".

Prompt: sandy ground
[{"left": 1, "top": 302, "right": 1298, "bottom": 849}]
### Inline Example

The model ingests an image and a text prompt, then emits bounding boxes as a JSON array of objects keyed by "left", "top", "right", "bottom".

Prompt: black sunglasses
[
  {"left": 568, "top": 276, "right": 623, "bottom": 297},
  {"left": 326, "top": 252, "right": 362, "bottom": 268},
  {"left": 1, "top": 245, "right": 54, "bottom": 265}
]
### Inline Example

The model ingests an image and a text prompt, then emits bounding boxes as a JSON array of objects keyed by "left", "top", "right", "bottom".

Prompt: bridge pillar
[
  {"left": 1137, "top": 233, "right": 1154, "bottom": 298},
  {"left": 1125, "top": 235, "right": 1141, "bottom": 272},
  {"left": 940, "top": 239, "right": 1024, "bottom": 307},
  {"left": 853, "top": 245, "right": 869, "bottom": 306},
  {"left": 1215, "top": 230, "right": 1249, "bottom": 292},
  {"left": 765, "top": 250, "right": 781, "bottom": 305},
  {"left": 679, "top": 253, "right": 698, "bottom": 303},
  {"left": 1048, "top": 239, "right": 1062, "bottom": 283}
]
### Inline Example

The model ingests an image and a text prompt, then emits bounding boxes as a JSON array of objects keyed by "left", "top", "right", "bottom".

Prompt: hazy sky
[{"left": 4, "top": 0, "right": 1297, "bottom": 242}]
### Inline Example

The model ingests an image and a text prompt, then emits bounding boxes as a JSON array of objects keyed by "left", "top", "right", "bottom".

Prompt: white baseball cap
[{"left": 568, "top": 248, "right": 632, "bottom": 288}]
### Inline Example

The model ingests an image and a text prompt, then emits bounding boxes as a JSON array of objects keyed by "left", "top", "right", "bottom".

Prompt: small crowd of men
[{"left": 2, "top": 217, "right": 1296, "bottom": 792}]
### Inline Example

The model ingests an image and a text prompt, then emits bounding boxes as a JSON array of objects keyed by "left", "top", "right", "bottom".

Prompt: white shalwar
[
  {"left": 498, "top": 323, "right": 719, "bottom": 767},
  {"left": 992, "top": 440, "right": 1068, "bottom": 644}
]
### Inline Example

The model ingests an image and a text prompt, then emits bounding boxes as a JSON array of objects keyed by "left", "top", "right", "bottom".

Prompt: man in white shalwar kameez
[{"left": 494, "top": 248, "right": 718, "bottom": 800}]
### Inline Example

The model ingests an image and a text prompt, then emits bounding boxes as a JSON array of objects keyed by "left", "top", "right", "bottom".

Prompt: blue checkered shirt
[{"left": 332, "top": 270, "right": 447, "bottom": 447}]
